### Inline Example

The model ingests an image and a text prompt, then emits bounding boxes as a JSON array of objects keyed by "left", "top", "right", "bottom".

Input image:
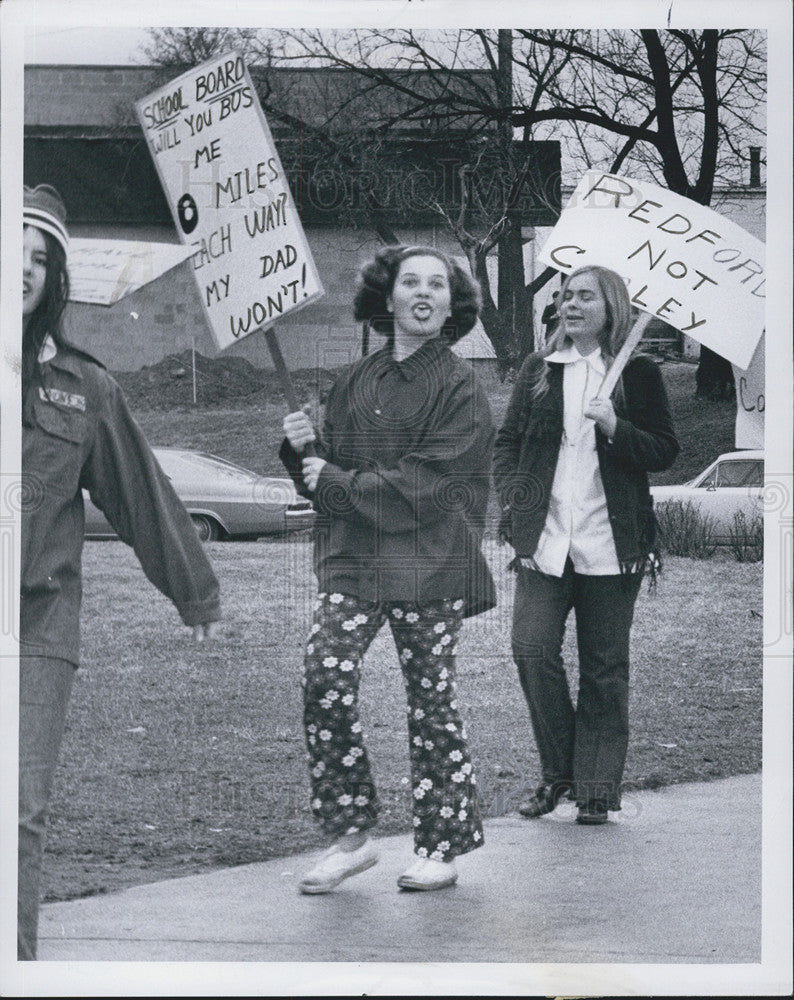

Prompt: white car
[{"left": 650, "top": 450, "right": 764, "bottom": 544}]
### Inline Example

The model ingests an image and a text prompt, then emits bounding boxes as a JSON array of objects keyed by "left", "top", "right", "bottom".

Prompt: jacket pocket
[
  {"left": 33, "top": 392, "right": 87, "bottom": 443},
  {"left": 24, "top": 396, "right": 87, "bottom": 499}
]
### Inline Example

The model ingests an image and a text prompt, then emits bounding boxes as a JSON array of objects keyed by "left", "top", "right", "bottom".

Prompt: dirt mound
[{"left": 114, "top": 350, "right": 337, "bottom": 410}]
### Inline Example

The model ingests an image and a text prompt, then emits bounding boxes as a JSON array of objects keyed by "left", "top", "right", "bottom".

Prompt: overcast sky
[{"left": 24, "top": 26, "right": 152, "bottom": 64}]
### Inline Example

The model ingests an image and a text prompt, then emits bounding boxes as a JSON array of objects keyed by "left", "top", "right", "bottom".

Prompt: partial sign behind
[{"left": 68, "top": 239, "right": 196, "bottom": 306}]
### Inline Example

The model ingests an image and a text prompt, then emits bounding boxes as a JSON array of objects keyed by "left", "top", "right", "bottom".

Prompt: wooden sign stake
[
  {"left": 261, "top": 324, "right": 316, "bottom": 456},
  {"left": 597, "top": 312, "right": 653, "bottom": 399}
]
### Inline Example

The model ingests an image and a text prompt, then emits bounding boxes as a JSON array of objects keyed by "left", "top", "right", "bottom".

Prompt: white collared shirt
[{"left": 529, "top": 344, "right": 620, "bottom": 576}]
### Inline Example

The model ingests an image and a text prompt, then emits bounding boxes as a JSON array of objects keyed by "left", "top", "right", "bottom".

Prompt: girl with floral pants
[
  {"left": 304, "top": 592, "right": 483, "bottom": 861},
  {"left": 281, "top": 246, "right": 495, "bottom": 892}
]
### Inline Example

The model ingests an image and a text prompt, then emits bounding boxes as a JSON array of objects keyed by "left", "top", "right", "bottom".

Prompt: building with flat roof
[
  {"left": 25, "top": 63, "right": 763, "bottom": 372},
  {"left": 25, "top": 63, "right": 562, "bottom": 371}
]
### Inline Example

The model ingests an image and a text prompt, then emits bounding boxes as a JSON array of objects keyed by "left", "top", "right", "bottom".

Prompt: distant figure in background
[
  {"left": 541, "top": 290, "right": 560, "bottom": 341},
  {"left": 493, "top": 265, "right": 679, "bottom": 826},
  {"left": 696, "top": 345, "right": 736, "bottom": 400},
  {"left": 281, "top": 245, "right": 495, "bottom": 894},
  {"left": 19, "top": 184, "right": 222, "bottom": 960}
]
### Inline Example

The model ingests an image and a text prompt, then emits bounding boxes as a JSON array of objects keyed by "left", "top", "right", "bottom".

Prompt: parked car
[
  {"left": 84, "top": 448, "right": 314, "bottom": 541},
  {"left": 650, "top": 450, "right": 764, "bottom": 544}
]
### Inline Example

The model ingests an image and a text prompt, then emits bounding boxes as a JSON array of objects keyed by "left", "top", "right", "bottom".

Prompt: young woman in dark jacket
[
  {"left": 493, "top": 265, "right": 679, "bottom": 825},
  {"left": 281, "top": 246, "right": 495, "bottom": 893},
  {"left": 18, "top": 185, "right": 221, "bottom": 960}
]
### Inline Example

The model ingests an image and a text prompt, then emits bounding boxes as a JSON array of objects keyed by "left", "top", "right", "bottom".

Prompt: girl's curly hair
[{"left": 353, "top": 245, "right": 481, "bottom": 344}]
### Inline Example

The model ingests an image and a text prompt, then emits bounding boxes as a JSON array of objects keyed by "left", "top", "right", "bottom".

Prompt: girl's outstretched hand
[{"left": 192, "top": 622, "right": 220, "bottom": 642}]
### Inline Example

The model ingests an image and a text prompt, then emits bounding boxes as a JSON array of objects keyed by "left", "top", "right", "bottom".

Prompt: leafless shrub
[
  {"left": 655, "top": 500, "right": 718, "bottom": 559},
  {"left": 728, "top": 509, "right": 763, "bottom": 563}
]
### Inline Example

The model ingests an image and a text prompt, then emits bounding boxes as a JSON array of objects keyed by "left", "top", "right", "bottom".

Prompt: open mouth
[{"left": 412, "top": 303, "right": 433, "bottom": 320}]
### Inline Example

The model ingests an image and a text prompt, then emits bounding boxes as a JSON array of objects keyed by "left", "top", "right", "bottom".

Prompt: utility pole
[
  {"left": 496, "top": 29, "right": 514, "bottom": 355},
  {"left": 495, "top": 29, "right": 533, "bottom": 363}
]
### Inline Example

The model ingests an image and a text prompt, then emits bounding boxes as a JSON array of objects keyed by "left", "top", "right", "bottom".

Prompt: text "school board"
[{"left": 135, "top": 52, "right": 324, "bottom": 351}]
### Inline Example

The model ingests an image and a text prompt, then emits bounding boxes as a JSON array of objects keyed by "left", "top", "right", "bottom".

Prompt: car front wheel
[{"left": 191, "top": 513, "right": 220, "bottom": 542}]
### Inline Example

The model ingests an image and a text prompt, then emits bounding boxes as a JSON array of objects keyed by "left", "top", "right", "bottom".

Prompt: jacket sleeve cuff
[
  {"left": 313, "top": 462, "right": 353, "bottom": 515},
  {"left": 279, "top": 437, "right": 311, "bottom": 497}
]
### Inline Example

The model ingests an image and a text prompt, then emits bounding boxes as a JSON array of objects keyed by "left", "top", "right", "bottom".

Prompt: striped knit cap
[{"left": 24, "top": 184, "right": 69, "bottom": 255}]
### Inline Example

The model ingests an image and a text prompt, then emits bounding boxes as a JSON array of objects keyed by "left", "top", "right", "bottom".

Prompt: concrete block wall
[{"left": 25, "top": 65, "right": 160, "bottom": 127}]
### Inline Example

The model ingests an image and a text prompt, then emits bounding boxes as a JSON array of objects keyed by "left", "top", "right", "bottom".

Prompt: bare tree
[
  {"left": 513, "top": 28, "right": 766, "bottom": 394},
  {"left": 140, "top": 27, "right": 766, "bottom": 384},
  {"left": 265, "top": 27, "right": 764, "bottom": 202},
  {"left": 267, "top": 28, "right": 566, "bottom": 368},
  {"left": 140, "top": 27, "right": 262, "bottom": 66},
  {"left": 268, "top": 27, "right": 765, "bottom": 385}
]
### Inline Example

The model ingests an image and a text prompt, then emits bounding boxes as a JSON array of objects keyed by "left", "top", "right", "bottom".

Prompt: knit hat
[{"left": 24, "top": 184, "right": 69, "bottom": 255}]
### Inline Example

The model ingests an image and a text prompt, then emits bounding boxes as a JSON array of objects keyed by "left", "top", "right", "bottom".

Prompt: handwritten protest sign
[
  {"left": 135, "top": 52, "right": 324, "bottom": 351},
  {"left": 538, "top": 171, "right": 765, "bottom": 370},
  {"left": 733, "top": 334, "right": 765, "bottom": 449},
  {"left": 68, "top": 239, "right": 195, "bottom": 305}
]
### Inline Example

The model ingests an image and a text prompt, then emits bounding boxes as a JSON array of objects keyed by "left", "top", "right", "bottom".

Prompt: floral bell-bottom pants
[{"left": 303, "top": 592, "right": 484, "bottom": 861}]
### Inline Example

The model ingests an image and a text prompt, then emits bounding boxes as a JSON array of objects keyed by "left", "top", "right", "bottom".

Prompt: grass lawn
[{"left": 44, "top": 539, "right": 762, "bottom": 902}]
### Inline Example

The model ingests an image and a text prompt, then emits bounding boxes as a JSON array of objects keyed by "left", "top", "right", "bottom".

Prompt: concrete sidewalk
[{"left": 38, "top": 774, "right": 761, "bottom": 963}]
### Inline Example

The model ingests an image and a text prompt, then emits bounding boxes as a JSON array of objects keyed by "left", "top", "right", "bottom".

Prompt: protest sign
[
  {"left": 733, "top": 333, "right": 765, "bottom": 450},
  {"left": 538, "top": 171, "right": 765, "bottom": 370},
  {"left": 68, "top": 239, "right": 196, "bottom": 306},
  {"left": 135, "top": 52, "right": 324, "bottom": 352}
]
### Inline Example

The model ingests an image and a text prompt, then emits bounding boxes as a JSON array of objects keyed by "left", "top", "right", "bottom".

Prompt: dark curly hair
[{"left": 353, "top": 245, "right": 481, "bottom": 344}]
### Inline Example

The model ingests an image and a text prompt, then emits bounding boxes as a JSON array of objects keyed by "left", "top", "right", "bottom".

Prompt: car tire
[{"left": 191, "top": 513, "right": 220, "bottom": 542}]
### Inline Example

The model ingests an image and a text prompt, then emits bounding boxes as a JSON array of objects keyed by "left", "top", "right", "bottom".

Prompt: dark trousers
[
  {"left": 18, "top": 656, "right": 75, "bottom": 960},
  {"left": 510, "top": 560, "right": 642, "bottom": 810}
]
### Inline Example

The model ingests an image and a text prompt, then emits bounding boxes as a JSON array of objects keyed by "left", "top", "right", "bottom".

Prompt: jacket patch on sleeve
[{"left": 39, "top": 386, "right": 87, "bottom": 412}]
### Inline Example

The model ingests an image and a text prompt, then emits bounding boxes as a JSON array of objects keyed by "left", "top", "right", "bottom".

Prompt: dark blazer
[{"left": 492, "top": 352, "right": 680, "bottom": 570}]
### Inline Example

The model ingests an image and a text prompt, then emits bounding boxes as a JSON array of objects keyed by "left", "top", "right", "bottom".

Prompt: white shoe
[
  {"left": 397, "top": 856, "right": 458, "bottom": 891},
  {"left": 298, "top": 838, "right": 378, "bottom": 895}
]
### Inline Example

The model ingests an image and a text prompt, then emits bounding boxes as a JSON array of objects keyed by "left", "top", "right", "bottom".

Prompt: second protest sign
[{"left": 537, "top": 170, "right": 765, "bottom": 370}]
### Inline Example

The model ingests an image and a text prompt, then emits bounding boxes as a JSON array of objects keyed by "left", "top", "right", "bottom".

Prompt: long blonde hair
[{"left": 529, "top": 266, "right": 633, "bottom": 402}]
